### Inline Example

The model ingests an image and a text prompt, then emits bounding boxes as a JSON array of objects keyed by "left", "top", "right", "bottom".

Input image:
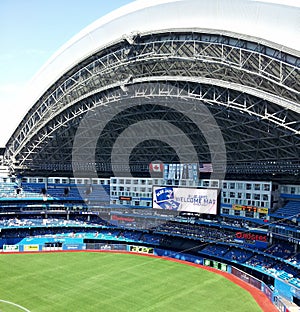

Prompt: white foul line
[{"left": 0, "top": 299, "right": 31, "bottom": 312}]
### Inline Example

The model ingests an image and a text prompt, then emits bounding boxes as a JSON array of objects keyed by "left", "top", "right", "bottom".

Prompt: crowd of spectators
[
  {"left": 266, "top": 243, "right": 294, "bottom": 259},
  {"left": 0, "top": 217, "right": 90, "bottom": 228},
  {"left": 155, "top": 221, "right": 238, "bottom": 243},
  {"left": 1, "top": 214, "right": 300, "bottom": 289},
  {"left": 200, "top": 244, "right": 229, "bottom": 257}
]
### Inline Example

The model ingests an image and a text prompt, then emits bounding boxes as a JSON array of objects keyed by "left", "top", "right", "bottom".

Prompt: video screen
[{"left": 152, "top": 186, "right": 219, "bottom": 215}]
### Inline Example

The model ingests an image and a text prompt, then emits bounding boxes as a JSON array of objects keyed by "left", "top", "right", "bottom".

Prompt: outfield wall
[{"left": 3, "top": 241, "right": 300, "bottom": 311}]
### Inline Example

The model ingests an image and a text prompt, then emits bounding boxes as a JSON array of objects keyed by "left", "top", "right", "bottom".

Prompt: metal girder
[
  {"left": 7, "top": 82, "right": 299, "bottom": 177},
  {"left": 4, "top": 31, "right": 300, "bottom": 177}
]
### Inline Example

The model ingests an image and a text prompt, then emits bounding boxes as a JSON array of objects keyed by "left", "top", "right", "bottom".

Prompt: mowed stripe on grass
[{"left": 0, "top": 252, "right": 262, "bottom": 312}]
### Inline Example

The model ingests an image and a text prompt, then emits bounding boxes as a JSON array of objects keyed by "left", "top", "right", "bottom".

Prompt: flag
[
  {"left": 199, "top": 163, "right": 213, "bottom": 173},
  {"left": 149, "top": 162, "right": 163, "bottom": 172}
]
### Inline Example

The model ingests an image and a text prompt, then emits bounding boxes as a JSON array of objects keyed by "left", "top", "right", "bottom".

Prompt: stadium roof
[
  {"left": 14, "top": 0, "right": 300, "bottom": 115},
  {"left": 4, "top": 0, "right": 300, "bottom": 180}
]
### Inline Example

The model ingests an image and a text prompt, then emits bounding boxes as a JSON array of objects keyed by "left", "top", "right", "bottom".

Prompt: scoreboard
[{"left": 232, "top": 204, "right": 268, "bottom": 214}]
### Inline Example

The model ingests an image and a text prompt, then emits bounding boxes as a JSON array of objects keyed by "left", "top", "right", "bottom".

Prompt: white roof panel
[{"left": 14, "top": 0, "right": 300, "bottom": 138}]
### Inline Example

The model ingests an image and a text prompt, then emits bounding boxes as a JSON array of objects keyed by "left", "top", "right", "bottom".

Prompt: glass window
[
  {"left": 236, "top": 183, "right": 244, "bottom": 189},
  {"left": 291, "top": 187, "right": 296, "bottom": 194},
  {"left": 254, "top": 194, "right": 260, "bottom": 200},
  {"left": 245, "top": 211, "right": 254, "bottom": 218},
  {"left": 254, "top": 184, "right": 261, "bottom": 191},
  {"left": 246, "top": 183, "right": 252, "bottom": 190},
  {"left": 262, "top": 194, "right": 269, "bottom": 201},
  {"left": 211, "top": 181, "right": 218, "bottom": 187}
]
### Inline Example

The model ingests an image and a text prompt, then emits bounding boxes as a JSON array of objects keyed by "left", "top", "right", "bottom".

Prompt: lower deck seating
[
  {"left": 273, "top": 200, "right": 300, "bottom": 219},
  {"left": 222, "top": 247, "right": 253, "bottom": 263},
  {"left": 199, "top": 244, "right": 229, "bottom": 257}
]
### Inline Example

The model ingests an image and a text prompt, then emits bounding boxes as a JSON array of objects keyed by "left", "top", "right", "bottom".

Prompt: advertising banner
[
  {"left": 233, "top": 204, "right": 243, "bottom": 210},
  {"left": 23, "top": 244, "right": 40, "bottom": 252},
  {"left": 258, "top": 208, "right": 269, "bottom": 214},
  {"left": 3, "top": 245, "right": 19, "bottom": 252},
  {"left": 85, "top": 243, "right": 127, "bottom": 251},
  {"left": 63, "top": 244, "right": 85, "bottom": 251},
  {"left": 231, "top": 267, "right": 262, "bottom": 290},
  {"left": 129, "top": 245, "right": 154, "bottom": 254}
]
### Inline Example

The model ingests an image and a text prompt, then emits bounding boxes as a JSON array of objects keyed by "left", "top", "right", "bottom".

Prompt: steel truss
[{"left": 4, "top": 31, "right": 300, "bottom": 177}]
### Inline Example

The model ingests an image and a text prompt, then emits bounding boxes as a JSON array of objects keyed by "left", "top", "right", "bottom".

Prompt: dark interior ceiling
[{"left": 4, "top": 31, "right": 299, "bottom": 182}]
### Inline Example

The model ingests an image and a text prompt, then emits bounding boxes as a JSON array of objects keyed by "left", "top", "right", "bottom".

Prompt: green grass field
[{"left": 0, "top": 252, "right": 262, "bottom": 311}]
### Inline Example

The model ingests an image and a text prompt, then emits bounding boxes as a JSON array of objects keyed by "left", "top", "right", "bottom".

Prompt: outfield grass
[{"left": 0, "top": 252, "right": 262, "bottom": 311}]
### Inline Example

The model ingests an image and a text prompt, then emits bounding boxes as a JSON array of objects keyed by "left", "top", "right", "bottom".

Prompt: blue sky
[{"left": 0, "top": 0, "right": 135, "bottom": 147}]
